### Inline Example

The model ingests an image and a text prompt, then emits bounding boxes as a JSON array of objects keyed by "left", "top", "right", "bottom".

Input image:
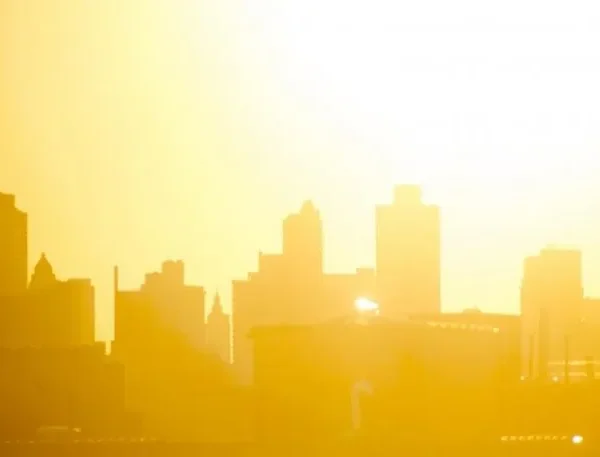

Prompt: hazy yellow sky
[{"left": 2, "top": 1, "right": 600, "bottom": 340}]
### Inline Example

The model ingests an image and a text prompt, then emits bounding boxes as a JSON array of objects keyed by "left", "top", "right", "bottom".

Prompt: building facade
[
  {"left": 521, "top": 248, "right": 584, "bottom": 380},
  {"left": 409, "top": 309, "right": 521, "bottom": 382},
  {"left": 206, "top": 293, "right": 231, "bottom": 364},
  {"left": 114, "top": 261, "right": 206, "bottom": 352},
  {"left": 112, "top": 262, "right": 234, "bottom": 440},
  {"left": 0, "top": 193, "right": 28, "bottom": 296},
  {"left": 232, "top": 201, "right": 326, "bottom": 382},
  {"left": 233, "top": 188, "right": 442, "bottom": 383},
  {"left": 0, "top": 253, "right": 95, "bottom": 348},
  {"left": 375, "top": 185, "right": 441, "bottom": 317},
  {"left": 0, "top": 344, "right": 126, "bottom": 438},
  {"left": 250, "top": 315, "right": 513, "bottom": 443}
]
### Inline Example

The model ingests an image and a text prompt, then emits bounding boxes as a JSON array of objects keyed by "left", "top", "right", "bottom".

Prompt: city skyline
[
  {"left": 1, "top": 184, "right": 599, "bottom": 343},
  {"left": 2, "top": 184, "right": 598, "bottom": 346},
  {"left": 4, "top": 0, "right": 600, "bottom": 446},
  {"left": 4, "top": 1, "right": 600, "bottom": 343}
]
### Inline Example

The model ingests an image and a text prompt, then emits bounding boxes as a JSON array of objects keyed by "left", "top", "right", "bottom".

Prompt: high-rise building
[
  {"left": 521, "top": 247, "right": 583, "bottom": 380},
  {"left": 112, "top": 265, "right": 234, "bottom": 441},
  {"left": 206, "top": 292, "right": 231, "bottom": 364},
  {"left": 233, "top": 201, "right": 326, "bottom": 383},
  {"left": 0, "top": 193, "right": 28, "bottom": 296},
  {"left": 282, "top": 201, "right": 323, "bottom": 275},
  {"left": 113, "top": 261, "right": 206, "bottom": 351},
  {"left": 62, "top": 278, "right": 96, "bottom": 346},
  {"left": 232, "top": 252, "right": 288, "bottom": 383},
  {"left": 375, "top": 185, "right": 441, "bottom": 317}
]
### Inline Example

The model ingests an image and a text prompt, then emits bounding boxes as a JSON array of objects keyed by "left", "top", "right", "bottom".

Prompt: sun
[{"left": 354, "top": 297, "right": 380, "bottom": 315}]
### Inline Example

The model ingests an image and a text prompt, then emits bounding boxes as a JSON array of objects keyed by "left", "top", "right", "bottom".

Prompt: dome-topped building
[{"left": 29, "top": 253, "right": 57, "bottom": 290}]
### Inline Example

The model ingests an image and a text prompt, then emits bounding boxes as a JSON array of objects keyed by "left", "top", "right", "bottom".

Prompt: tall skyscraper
[
  {"left": 282, "top": 200, "right": 323, "bottom": 275},
  {"left": 233, "top": 201, "right": 326, "bottom": 383},
  {"left": 0, "top": 193, "right": 28, "bottom": 296},
  {"left": 521, "top": 247, "right": 583, "bottom": 380},
  {"left": 375, "top": 185, "right": 441, "bottom": 317},
  {"left": 206, "top": 292, "right": 231, "bottom": 364}
]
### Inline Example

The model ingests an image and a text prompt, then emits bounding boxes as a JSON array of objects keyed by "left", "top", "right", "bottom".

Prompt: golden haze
[{"left": 2, "top": 1, "right": 600, "bottom": 343}]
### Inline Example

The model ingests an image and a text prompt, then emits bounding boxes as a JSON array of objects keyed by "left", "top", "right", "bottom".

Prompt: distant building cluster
[
  {"left": 0, "top": 192, "right": 234, "bottom": 441},
  {"left": 2, "top": 185, "right": 600, "bottom": 442},
  {"left": 0, "top": 193, "right": 94, "bottom": 348},
  {"left": 233, "top": 186, "right": 600, "bottom": 385},
  {"left": 111, "top": 262, "right": 235, "bottom": 440},
  {"left": 233, "top": 187, "right": 441, "bottom": 382},
  {"left": 521, "top": 247, "right": 600, "bottom": 381}
]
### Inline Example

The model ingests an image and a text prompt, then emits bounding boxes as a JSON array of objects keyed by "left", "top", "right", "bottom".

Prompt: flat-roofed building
[{"left": 250, "top": 314, "right": 512, "bottom": 443}]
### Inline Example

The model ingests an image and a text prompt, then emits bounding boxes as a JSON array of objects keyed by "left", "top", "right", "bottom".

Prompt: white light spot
[{"left": 354, "top": 297, "right": 379, "bottom": 314}]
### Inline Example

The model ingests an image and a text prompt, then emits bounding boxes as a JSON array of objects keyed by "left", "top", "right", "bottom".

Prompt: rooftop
[{"left": 249, "top": 313, "right": 503, "bottom": 338}]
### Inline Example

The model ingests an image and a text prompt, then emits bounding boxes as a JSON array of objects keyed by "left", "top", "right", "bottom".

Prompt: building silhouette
[
  {"left": 112, "top": 261, "right": 208, "bottom": 366},
  {"left": 29, "top": 253, "right": 56, "bottom": 290},
  {"left": 0, "top": 194, "right": 95, "bottom": 349},
  {"left": 250, "top": 314, "right": 514, "bottom": 443},
  {"left": 282, "top": 200, "right": 323, "bottom": 276},
  {"left": 0, "top": 253, "right": 95, "bottom": 348},
  {"left": 322, "top": 267, "right": 377, "bottom": 320},
  {"left": 409, "top": 308, "right": 521, "bottom": 382},
  {"left": 112, "top": 263, "right": 237, "bottom": 440},
  {"left": 114, "top": 261, "right": 206, "bottom": 351},
  {"left": 0, "top": 343, "right": 127, "bottom": 439},
  {"left": 7, "top": 184, "right": 600, "bottom": 441},
  {"left": 233, "top": 201, "right": 324, "bottom": 382},
  {"left": 578, "top": 297, "right": 600, "bottom": 374},
  {"left": 233, "top": 201, "right": 375, "bottom": 383},
  {"left": 521, "top": 247, "right": 584, "bottom": 380},
  {"left": 375, "top": 185, "right": 441, "bottom": 317},
  {"left": 29, "top": 253, "right": 96, "bottom": 347},
  {"left": 206, "top": 292, "right": 231, "bottom": 364},
  {"left": 546, "top": 297, "right": 600, "bottom": 380},
  {"left": 0, "top": 193, "right": 28, "bottom": 296}
]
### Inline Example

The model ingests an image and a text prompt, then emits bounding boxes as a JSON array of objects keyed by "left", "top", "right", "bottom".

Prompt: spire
[
  {"left": 300, "top": 200, "right": 317, "bottom": 214},
  {"left": 212, "top": 291, "right": 223, "bottom": 313}
]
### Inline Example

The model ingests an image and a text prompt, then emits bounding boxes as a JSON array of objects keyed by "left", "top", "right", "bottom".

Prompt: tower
[
  {"left": 282, "top": 200, "right": 323, "bottom": 275},
  {"left": 0, "top": 193, "right": 28, "bottom": 295},
  {"left": 375, "top": 185, "right": 441, "bottom": 317},
  {"left": 521, "top": 247, "right": 583, "bottom": 380},
  {"left": 206, "top": 292, "right": 231, "bottom": 364}
]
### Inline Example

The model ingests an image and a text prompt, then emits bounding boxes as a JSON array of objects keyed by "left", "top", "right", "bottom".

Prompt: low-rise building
[{"left": 250, "top": 313, "right": 513, "bottom": 443}]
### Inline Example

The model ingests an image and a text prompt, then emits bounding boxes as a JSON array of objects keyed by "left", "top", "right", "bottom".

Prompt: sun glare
[{"left": 355, "top": 297, "right": 380, "bottom": 315}]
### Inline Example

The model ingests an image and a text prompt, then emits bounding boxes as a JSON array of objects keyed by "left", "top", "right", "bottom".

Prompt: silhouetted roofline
[
  {"left": 410, "top": 311, "right": 519, "bottom": 322},
  {"left": 0, "top": 192, "right": 23, "bottom": 212},
  {"left": 542, "top": 244, "right": 581, "bottom": 253},
  {"left": 248, "top": 313, "right": 503, "bottom": 338}
]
